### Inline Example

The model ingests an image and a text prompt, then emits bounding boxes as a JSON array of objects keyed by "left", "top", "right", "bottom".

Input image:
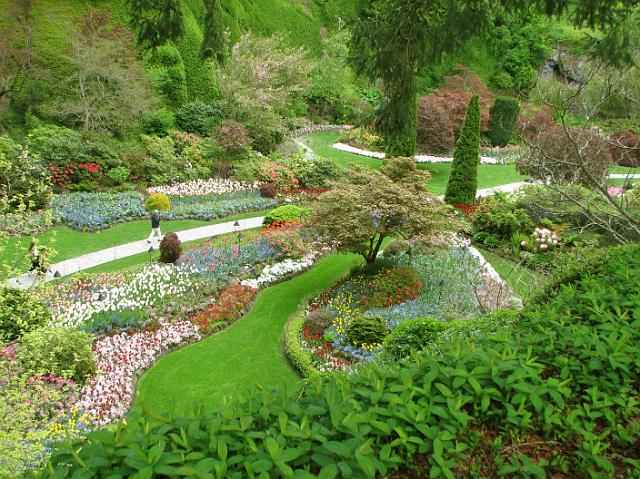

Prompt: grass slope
[
  {"left": 304, "top": 131, "right": 526, "bottom": 195},
  {"left": 4, "top": 211, "right": 267, "bottom": 273},
  {"left": 479, "top": 247, "right": 542, "bottom": 300},
  {"left": 134, "top": 252, "right": 361, "bottom": 415}
]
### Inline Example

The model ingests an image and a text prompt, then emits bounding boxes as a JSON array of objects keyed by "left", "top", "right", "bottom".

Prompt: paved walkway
[{"left": 9, "top": 216, "right": 265, "bottom": 289}]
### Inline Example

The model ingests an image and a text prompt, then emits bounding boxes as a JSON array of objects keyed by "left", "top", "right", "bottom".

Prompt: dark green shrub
[
  {"left": 263, "top": 205, "right": 308, "bottom": 225},
  {"left": 151, "top": 45, "right": 188, "bottom": 108},
  {"left": 176, "top": 100, "right": 222, "bottom": 135},
  {"left": 471, "top": 193, "right": 532, "bottom": 240},
  {"left": 159, "top": 232, "right": 182, "bottom": 264},
  {"left": 80, "top": 309, "right": 147, "bottom": 336},
  {"left": 345, "top": 315, "right": 389, "bottom": 347},
  {"left": 247, "top": 121, "right": 285, "bottom": 154},
  {"left": 141, "top": 108, "right": 176, "bottom": 136},
  {"left": 444, "top": 94, "right": 480, "bottom": 205},
  {"left": 488, "top": 96, "right": 520, "bottom": 147},
  {"left": 296, "top": 156, "right": 342, "bottom": 188},
  {"left": 383, "top": 317, "right": 447, "bottom": 360},
  {"left": 0, "top": 289, "right": 50, "bottom": 342},
  {"left": 17, "top": 328, "right": 96, "bottom": 383}
]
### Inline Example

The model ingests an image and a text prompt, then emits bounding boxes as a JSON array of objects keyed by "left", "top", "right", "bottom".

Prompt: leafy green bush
[
  {"left": 27, "top": 124, "right": 87, "bottom": 167},
  {"left": 17, "top": 328, "right": 96, "bottom": 383},
  {"left": 382, "top": 239, "right": 409, "bottom": 256},
  {"left": 488, "top": 96, "right": 520, "bottom": 147},
  {"left": 284, "top": 154, "right": 343, "bottom": 188},
  {"left": 263, "top": 204, "right": 308, "bottom": 225},
  {"left": 149, "top": 45, "right": 188, "bottom": 108},
  {"left": 38, "top": 244, "right": 640, "bottom": 478},
  {"left": 444, "top": 95, "right": 481, "bottom": 205},
  {"left": 141, "top": 108, "right": 176, "bottom": 136},
  {"left": 176, "top": 100, "right": 222, "bottom": 135},
  {"left": 145, "top": 193, "right": 171, "bottom": 212},
  {"left": 106, "top": 166, "right": 131, "bottom": 186},
  {"left": 0, "top": 289, "right": 50, "bottom": 342},
  {"left": 383, "top": 317, "right": 447, "bottom": 360},
  {"left": 471, "top": 193, "right": 532, "bottom": 240},
  {"left": 0, "top": 139, "right": 53, "bottom": 212},
  {"left": 346, "top": 315, "right": 389, "bottom": 347}
]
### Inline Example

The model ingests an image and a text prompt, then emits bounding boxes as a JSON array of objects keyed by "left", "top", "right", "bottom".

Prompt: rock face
[{"left": 539, "top": 45, "right": 590, "bottom": 83}]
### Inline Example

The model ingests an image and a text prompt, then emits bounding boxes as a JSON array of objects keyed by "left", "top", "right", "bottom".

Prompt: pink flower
[{"left": 608, "top": 187, "right": 624, "bottom": 197}]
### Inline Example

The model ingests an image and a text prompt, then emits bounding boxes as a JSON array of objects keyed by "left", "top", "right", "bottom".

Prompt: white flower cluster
[
  {"left": 241, "top": 254, "right": 316, "bottom": 289},
  {"left": 532, "top": 227, "right": 559, "bottom": 250},
  {"left": 49, "top": 264, "right": 193, "bottom": 328},
  {"left": 332, "top": 142, "right": 502, "bottom": 164},
  {"left": 146, "top": 178, "right": 258, "bottom": 197},
  {"left": 76, "top": 320, "right": 200, "bottom": 425}
]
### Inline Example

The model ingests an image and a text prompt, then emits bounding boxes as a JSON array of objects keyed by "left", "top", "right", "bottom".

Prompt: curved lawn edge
[{"left": 133, "top": 252, "right": 362, "bottom": 416}]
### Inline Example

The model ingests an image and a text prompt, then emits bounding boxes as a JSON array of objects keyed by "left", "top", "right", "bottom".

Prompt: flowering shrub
[
  {"left": 366, "top": 267, "right": 423, "bottom": 308},
  {"left": 147, "top": 178, "right": 256, "bottom": 197},
  {"left": 530, "top": 227, "right": 560, "bottom": 251},
  {"left": 76, "top": 320, "right": 200, "bottom": 425},
  {"left": 189, "top": 285, "right": 256, "bottom": 334},
  {"left": 257, "top": 161, "right": 299, "bottom": 194},
  {"left": 52, "top": 192, "right": 146, "bottom": 230}
]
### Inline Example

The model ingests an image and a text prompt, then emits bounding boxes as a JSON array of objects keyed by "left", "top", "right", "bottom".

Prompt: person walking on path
[
  {"left": 28, "top": 237, "right": 50, "bottom": 275},
  {"left": 147, "top": 210, "right": 163, "bottom": 243}
]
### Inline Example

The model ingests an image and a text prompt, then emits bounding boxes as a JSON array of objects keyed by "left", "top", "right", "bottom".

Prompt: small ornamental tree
[
  {"left": 488, "top": 96, "right": 520, "bottom": 147},
  {"left": 444, "top": 94, "right": 481, "bottom": 206},
  {"left": 312, "top": 166, "right": 454, "bottom": 264},
  {"left": 159, "top": 232, "right": 181, "bottom": 263}
]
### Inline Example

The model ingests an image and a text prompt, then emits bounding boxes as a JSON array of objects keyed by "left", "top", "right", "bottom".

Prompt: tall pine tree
[
  {"left": 200, "top": 0, "right": 226, "bottom": 64},
  {"left": 445, "top": 95, "right": 480, "bottom": 206}
]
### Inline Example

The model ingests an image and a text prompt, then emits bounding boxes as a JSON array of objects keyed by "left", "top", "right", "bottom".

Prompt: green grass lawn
[
  {"left": 479, "top": 247, "right": 542, "bottom": 300},
  {"left": 4, "top": 210, "right": 268, "bottom": 274},
  {"left": 134, "top": 252, "right": 361, "bottom": 416},
  {"left": 304, "top": 131, "right": 525, "bottom": 195}
]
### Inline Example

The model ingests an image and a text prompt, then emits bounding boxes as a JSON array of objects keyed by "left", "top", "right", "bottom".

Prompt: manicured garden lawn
[
  {"left": 304, "top": 131, "right": 525, "bottom": 195},
  {"left": 4, "top": 210, "right": 267, "bottom": 273},
  {"left": 479, "top": 247, "right": 542, "bottom": 300},
  {"left": 134, "top": 252, "right": 361, "bottom": 415}
]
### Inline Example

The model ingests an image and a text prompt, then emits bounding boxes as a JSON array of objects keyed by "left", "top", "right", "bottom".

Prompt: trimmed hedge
[
  {"left": 282, "top": 314, "right": 320, "bottom": 380},
  {"left": 263, "top": 205, "right": 309, "bottom": 225},
  {"left": 488, "top": 96, "right": 520, "bottom": 147},
  {"left": 444, "top": 94, "right": 480, "bottom": 205},
  {"left": 34, "top": 245, "right": 640, "bottom": 478}
]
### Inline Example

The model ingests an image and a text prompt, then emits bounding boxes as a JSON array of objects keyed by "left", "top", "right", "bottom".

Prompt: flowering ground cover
[
  {"left": 134, "top": 253, "right": 361, "bottom": 415},
  {"left": 166, "top": 190, "right": 276, "bottom": 220}
]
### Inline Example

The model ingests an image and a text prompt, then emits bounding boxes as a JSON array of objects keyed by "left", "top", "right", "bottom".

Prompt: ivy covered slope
[{"left": 37, "top": 245, "right": 640, "bottom": 477}]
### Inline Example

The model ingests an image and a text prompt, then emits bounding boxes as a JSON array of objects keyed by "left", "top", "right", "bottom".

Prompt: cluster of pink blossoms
[{"left": 76, "top": 321, "right": 200, "bottom": 425}]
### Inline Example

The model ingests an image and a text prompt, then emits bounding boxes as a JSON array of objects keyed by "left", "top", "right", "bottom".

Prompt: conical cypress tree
[{"left": 444, "top": 94, "right": 480, "bottom": 205}]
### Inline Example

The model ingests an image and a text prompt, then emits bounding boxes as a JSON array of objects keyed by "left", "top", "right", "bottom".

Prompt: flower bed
[
  {"left": 52, "top": 192, "right": 146, "bottom": 230},
  {"left": 241, "top": 254, "right": 316, "bottom": 289},
  {"left": 147, "top": 178, "right": 257, "bottom": 197},
  {"left": 75, "top": 320, "right": 200, "bottom": 425},
  {"left": 189, "top": 284, "right": 256, "bottom": 334},
  {"left": 166, "top": 190, "right": 276, "bottom": 220}
]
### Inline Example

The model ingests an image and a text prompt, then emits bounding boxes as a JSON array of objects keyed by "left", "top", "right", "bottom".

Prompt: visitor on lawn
[{"left": 147, "top": 210, "right": 163, "bottom": 243}]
